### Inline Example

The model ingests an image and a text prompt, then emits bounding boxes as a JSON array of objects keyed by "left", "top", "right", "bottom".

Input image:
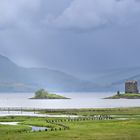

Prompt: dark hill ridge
[{"left": 0, "top": 54, "right": 96, "bottom": 92}]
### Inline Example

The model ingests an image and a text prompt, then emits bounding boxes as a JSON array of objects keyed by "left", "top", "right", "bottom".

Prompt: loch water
[{"left": 0, "top": 92, "right": 140, "bottom": 109}]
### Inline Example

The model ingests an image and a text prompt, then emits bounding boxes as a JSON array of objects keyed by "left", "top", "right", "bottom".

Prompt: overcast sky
[{"left": 0, "top": 0, "right": 140, "bottom": 76}]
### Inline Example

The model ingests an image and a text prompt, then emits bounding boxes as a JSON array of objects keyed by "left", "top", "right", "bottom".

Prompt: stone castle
[{"left": 125, "top": 80, "right": 139, "bottom": 93}]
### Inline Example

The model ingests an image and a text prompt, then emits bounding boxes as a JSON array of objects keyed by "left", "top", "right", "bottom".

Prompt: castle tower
[{"left": 125, "top": 80, "right": 139, "bottom": 94}]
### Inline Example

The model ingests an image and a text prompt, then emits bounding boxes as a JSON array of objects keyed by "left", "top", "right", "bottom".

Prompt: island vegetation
[
  {"left": 105, "top": 92, "right": 140, "bottom": 99},
  {"left": 30, "top": 89, "right": 69, "bottom": 99}
]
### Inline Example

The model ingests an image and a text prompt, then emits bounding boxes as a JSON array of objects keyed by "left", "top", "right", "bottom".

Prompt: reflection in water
[
  {"left": 0, "top": 111, "right": 79, "bottom": 117},
  {"left": 0, "top": 122, "right": 48, "bottom": 132},
  {"left": 31, "top": 126, "right": 48, "bottom": 131},
  {"left": 0, "top": 122, "right": 18, "bottom": 125}
]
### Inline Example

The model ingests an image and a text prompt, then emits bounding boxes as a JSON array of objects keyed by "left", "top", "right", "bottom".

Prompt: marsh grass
[{"left": 0, "top": 108, "right": 140, "bottom": 140}]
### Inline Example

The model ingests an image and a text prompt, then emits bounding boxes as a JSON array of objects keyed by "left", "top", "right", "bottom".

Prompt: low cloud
[
  {"left": 0, "top": 0, "right": 40, "bottom": 29},
  {"left": 55, "top": 0, "right": 140, "bottom": 30},
  {"left": 0, "top": 0, "right": 140, "bottom": 74}
]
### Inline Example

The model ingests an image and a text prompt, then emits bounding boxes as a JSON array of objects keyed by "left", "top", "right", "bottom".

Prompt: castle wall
[{"left": 125, "top": 81, "right": 139, "bottom": 93}]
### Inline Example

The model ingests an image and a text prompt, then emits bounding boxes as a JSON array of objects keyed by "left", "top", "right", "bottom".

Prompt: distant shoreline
[
  {"left": 30, "top": 98, "right": 70, "bottom": 100},
  {"left": 104, "top": 93, "right": 140, "bottom": 99}
]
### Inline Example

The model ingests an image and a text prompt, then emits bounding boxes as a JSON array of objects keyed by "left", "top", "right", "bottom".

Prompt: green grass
[
  {"left": 21, "top": 117, "right": 63, "bottom": 129},
  {"left": 31, "top": 89, "right": 69, "bottom": 99},
  {"left": 105, "top": 93, "right": 140, "bottom": 99},
  {"left": 38, "top": 107, "right": 140, "bottom": 116},
  {"left": 0, "top": 118, "right": 140, "bottom": 140},
  {"left": 0, "top": 108, "right": 140, "bottom": 140},
  {"left": 31, "top": 93, "right": 69, "bottom": 99}
]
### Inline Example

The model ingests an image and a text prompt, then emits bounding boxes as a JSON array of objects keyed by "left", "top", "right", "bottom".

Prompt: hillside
[
  {"left": 1, "top": 54, "right": 140, "bottom": 92},
  {"left": 87, "top": 67, "right": 140, "bottom": 91},
  {"left": 0, "top": 55, "right": 95, "bottom": 92}
]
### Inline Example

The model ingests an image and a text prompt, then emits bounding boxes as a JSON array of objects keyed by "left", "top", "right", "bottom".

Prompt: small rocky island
[
  {"left": 30, "top": 89, "right": 69, "bottom": 99},
  {"left": 105, "top": 93, "right": 140, "bottom": 99},
  {"left": 105, "top": 80, "right": 140, "bottom": 99}
]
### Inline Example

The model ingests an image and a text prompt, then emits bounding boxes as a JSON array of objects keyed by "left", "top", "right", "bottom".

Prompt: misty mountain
[
  {"left": 1, "top": 54, "right": 140, "bottom": 92},
  {"left": 0, "top": 55, "right": 96, "bottom": 92},
  {"left": 88, "top": 67, "right": 140, "bottom": 91}
]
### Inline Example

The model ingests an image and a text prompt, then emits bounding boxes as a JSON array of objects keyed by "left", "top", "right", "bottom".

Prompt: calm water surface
[{"left": 0, "top": 92, "right": 140, "bottom": 109}]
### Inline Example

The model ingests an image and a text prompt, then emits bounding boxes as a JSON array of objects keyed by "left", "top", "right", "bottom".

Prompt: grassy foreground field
[{"left": 0, "top": 108, "right": 140, "bottom": 140}]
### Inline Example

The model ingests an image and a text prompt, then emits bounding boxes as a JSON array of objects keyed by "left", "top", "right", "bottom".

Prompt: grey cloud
[
  {"left": 0, "top": 0, "right": 140, "bottom": 77},
  {"left": 0, "top": 0, "right": 41, "bottom": 29},
  {"left": 0, "top": 0, "right": 73, "bottom": 30},
  {"left": 54, "top": 0, "right": 140, "bottom": 30}
]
